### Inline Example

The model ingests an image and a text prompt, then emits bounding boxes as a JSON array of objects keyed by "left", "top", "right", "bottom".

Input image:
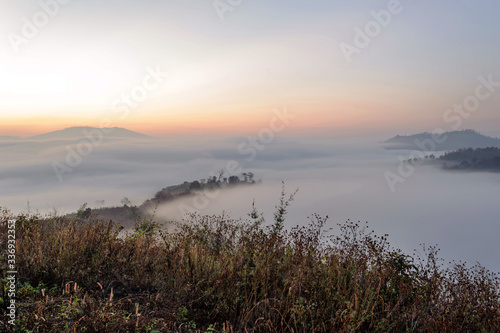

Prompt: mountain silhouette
[
  {"left": 383, "top": 129, "right": 500, "bottom": 151},
  {"left": 28, "top": 126, "right": 150, "bottom": 140}
]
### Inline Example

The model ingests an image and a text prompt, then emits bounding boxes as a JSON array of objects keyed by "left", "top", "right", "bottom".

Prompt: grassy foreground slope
[{"left": 0, "top": 192, "right": 499, "bottom": 332}]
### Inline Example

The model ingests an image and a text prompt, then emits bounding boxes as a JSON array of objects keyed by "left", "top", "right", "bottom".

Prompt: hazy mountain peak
[
  {"left": 28, "top": 126, "right": 149, "bottom": 140},
  {"left": 383, "top": 129, "right": 500, "bottom": 151}
]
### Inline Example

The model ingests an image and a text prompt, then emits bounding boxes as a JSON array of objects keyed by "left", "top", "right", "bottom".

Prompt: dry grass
[{"left": 0, "top": 202, "right": 499, "bottom": 332}]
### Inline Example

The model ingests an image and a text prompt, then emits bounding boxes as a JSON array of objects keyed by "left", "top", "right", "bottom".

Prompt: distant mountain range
[
  {"left": 0, "top": 127, "right": 150, "bottom": 141},
  {"left": 383, "top": 129, "right": 500, "bottom": 151}
]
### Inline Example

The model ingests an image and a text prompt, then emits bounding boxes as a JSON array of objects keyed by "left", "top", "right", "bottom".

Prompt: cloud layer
[{"left": 1, "top": 133, "right": 499, "bottom": 272}]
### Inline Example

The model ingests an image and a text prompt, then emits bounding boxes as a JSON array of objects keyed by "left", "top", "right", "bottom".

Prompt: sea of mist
[{"left": 0, "top": 133, "right": 499, "bottom": 272}]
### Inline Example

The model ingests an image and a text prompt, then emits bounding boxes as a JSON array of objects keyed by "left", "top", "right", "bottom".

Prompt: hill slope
[
  {"left": 440, "top": 147, "right": 500, "bottom": 171},
  {"left": 29, "top": 126, "right": 150, "bottom": 140},
  {"left": 69, "top": 173, "right": 259, "bottom": 228},
  {"left": 383, "top": 129, "right": 500, "bottom": 150}
]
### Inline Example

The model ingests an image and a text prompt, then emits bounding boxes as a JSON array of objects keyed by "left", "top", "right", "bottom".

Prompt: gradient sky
[{"left": 1, "top": 0, "right": 499, "bottom": 137}]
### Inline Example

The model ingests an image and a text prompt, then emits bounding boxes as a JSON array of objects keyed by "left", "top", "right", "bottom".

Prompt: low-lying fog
[{"left": 1, "top": 134, "right": 499, "bottom": 272}]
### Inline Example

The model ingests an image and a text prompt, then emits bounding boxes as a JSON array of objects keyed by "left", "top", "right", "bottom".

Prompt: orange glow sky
[{"left": 1, "top": 1, "right": 499, "bottom": 138}]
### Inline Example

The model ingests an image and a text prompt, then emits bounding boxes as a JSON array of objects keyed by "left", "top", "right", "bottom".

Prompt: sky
[{"left": 1, "top": 0, "right": 500, "bottom": 137}]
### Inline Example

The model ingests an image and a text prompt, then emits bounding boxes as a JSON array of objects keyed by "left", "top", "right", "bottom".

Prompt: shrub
[{"left": 0, "top": 202, "right": 498, "bottom": 332}]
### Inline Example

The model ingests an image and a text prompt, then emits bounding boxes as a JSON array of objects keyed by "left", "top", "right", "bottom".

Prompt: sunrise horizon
[
  {"left": 1, "top": 2, "right": 500, "bottom": 330},
  {"left": 2, "top": 1, "right": 499, "bottom": 140}
]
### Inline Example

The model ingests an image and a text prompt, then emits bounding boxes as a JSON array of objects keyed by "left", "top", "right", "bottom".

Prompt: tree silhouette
[{"left": 121, "top": 197, "right": 132, "bottom": 207}]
